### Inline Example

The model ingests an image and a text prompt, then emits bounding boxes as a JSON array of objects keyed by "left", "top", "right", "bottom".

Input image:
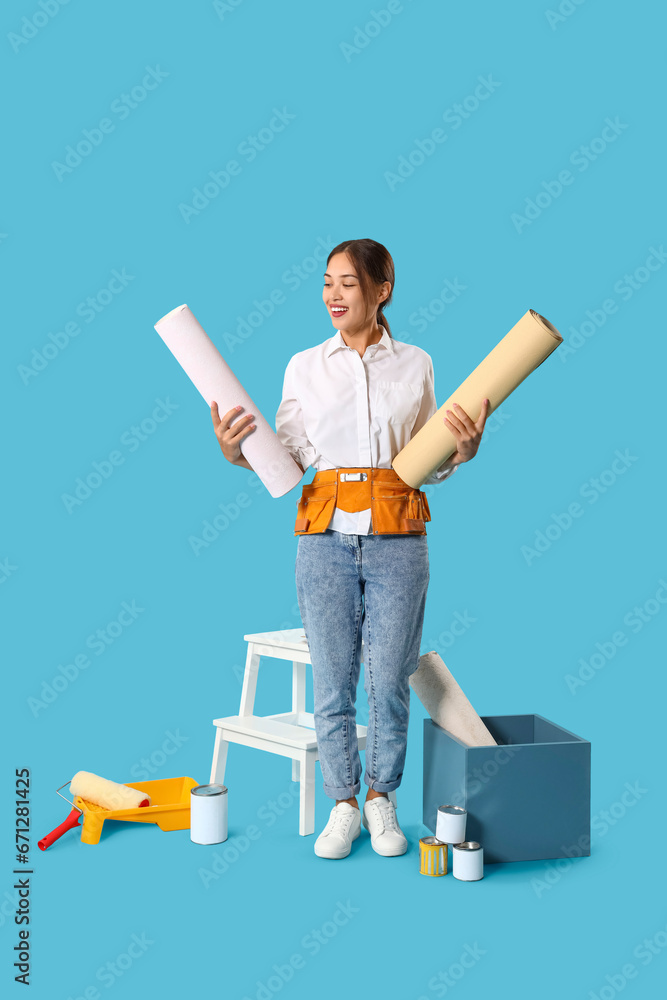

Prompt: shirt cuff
[{"left": 423, "top": 458, "right": 460, "bottom": 485}]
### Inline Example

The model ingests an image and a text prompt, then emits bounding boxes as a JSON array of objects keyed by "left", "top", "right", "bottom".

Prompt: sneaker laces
[
  {"left": 330, "top": 805, "right": 355, "bottom": 835},
  {"left": 369, "top": 797, "right": 399, "bottom": 833}
]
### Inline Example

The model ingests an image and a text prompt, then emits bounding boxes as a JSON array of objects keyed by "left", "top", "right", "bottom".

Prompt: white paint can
[
  {"left": 452, "top": 841, "right": 484, "bottom": 881},
  {"left": 436, "top": 805, "right": 467, "bottom": 844},
  {"left": 190, "top": 784, "right": 228, "bottom": 845}
]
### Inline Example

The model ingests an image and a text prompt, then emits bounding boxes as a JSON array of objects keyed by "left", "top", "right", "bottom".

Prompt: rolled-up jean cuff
[
  {"left": 324, "top": 779, "right": 361, "bottom": 800},
  {"left": 365, "top": 776, "right": 402, "bottom": 793}
]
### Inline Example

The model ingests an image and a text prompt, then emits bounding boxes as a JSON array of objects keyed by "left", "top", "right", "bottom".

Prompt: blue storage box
[{"left": 423, "top": 714, "right": 591, "bottom": 864}]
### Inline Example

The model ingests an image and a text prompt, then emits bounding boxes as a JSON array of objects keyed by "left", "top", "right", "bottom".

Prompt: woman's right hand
[{"left": 211, "top": 402, "right": 255, "bottom": 464}]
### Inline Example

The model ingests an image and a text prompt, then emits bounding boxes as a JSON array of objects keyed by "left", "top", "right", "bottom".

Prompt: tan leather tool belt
[{"left": 294, "top": 467, "right": 431, "bottom": 536}]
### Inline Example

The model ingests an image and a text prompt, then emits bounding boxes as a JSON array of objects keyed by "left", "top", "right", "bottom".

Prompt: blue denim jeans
[{"left": 295, "top": 528, "right": 430, "bottom": 800}]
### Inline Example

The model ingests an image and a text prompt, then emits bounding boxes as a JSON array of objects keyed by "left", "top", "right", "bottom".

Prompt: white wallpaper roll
[
  {"left": 154, "top": 304, "right": 303, "bottom": 498},
  {"left": 393, "top": 309, "right": 563, "bottom": 488}
]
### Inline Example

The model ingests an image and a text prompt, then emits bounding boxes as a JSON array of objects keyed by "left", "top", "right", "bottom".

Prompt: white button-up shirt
[{"left": 275, "top": 327, "right": 459, "bottom": 533}]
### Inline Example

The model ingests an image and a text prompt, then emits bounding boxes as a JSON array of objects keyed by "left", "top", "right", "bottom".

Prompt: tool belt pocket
[
  {"left": 371, "top": 480, "right": 431, "bottom": 535},
  {"left": 294, "top": 482, "right": 337, "bottom": 535}
]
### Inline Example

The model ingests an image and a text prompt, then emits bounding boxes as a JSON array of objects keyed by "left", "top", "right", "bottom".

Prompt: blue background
[{"left": 3, "top": 1, "right": 667, "bottom": 997}]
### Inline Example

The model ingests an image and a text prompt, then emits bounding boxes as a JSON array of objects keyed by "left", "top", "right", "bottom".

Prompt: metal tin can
[
  {"left": 435, "top": 805, "right": 467, "bottom": 844},
  {"left": 419, "top": 836, "right": 447, "bottom": 876},
  {"left": 452, "top": 841, "right": 484, "bottom": 881},
  {"left": 190, "top": 784, "right": 228, "bottom": 845}
]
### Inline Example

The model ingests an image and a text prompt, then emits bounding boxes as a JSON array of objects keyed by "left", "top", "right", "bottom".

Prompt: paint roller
[{"left": 38, "top": 771, "right": 152, "bottom": 850}]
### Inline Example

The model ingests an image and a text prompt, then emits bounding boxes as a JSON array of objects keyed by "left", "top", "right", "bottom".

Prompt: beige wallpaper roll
[
  {"left": 393, "top": 309, "right": 563, "bottom": 488},
  {"left": 409, "top": 652, "right": 497, "bottom": 747}
]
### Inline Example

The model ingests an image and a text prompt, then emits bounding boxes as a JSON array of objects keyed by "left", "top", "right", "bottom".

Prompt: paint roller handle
[{"left": 38, "top": 808, "right": 82, "bottom": 850}]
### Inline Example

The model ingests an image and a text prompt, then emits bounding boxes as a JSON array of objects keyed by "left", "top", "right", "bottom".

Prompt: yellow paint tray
[{"left": 40, "top": 776, "right": 199, "bottom": 848}]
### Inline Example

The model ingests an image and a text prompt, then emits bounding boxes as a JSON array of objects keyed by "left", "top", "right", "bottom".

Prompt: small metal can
[
  {"left": 419, "top": 836, "right": 447, "bottom": 876},
  {"left": 452, "top": 841, "right": 484, "bottom": 881},
  {"left": 190, "top": 784, "right": 228, "bottom": 845},
  {"left": 435, "top": 805, "right": 467, "bottom": 844}
]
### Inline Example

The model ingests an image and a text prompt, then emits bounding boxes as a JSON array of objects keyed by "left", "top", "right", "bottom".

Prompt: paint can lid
[
  {"left": 453, "top": 841, "right": 482, "bottom": 851},
  {"left": 420, "top": 836, "right": 446, "bottom": 847},
  {"left": 192, "top": 784, "right": 227, "bottom": 796}
]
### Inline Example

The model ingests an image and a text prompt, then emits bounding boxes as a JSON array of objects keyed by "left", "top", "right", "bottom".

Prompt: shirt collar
[{"left": 325, "top": 327, "right": 395, "bottom": 358}]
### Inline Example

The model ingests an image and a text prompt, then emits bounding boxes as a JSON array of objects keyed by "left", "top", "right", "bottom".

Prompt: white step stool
[{"left": 209, "top": 629, "right": 368, "bottom": 836}]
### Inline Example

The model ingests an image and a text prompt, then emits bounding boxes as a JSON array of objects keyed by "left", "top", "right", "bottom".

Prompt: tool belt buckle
[{"left": 339, "top": 472, "right": 367, "bottom": 481}]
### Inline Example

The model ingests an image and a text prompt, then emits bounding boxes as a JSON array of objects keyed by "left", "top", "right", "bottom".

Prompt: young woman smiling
[{"left": 212, "top": 238, "right": 489, "bottom": 859}]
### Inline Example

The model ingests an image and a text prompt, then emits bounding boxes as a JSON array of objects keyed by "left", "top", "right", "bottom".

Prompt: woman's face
[{"left": 323, "top": 252, "right": 385, "bottom": 334}]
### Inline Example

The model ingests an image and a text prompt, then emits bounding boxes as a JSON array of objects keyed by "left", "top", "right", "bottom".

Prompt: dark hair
[{"left": 326, "top": 238, "right": 395, "bottom": 338}]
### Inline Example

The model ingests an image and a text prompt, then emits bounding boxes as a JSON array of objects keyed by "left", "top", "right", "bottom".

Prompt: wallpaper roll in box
[
  {"left": 410, "top": 651, "right": 497, "bottom": 747},
  {"left": 154, "top": 304, "right": 304, "bottom": 498},
  {"left": 393, "top": 309, "right": 563, "bottom": 488}
]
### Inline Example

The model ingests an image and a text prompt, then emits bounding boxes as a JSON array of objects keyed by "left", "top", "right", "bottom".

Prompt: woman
[{"left": 212, "top": 238, "right": 489, "bottom": 860}]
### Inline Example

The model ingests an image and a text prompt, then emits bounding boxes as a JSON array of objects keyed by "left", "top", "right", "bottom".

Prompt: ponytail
[{"left": 377, "top": 310, "right": 392, "bottom": 338}]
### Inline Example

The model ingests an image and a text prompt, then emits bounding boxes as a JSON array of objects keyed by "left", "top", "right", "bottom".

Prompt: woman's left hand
[{"left": 443, "top": 398, "right": 490, "bottom": 464}]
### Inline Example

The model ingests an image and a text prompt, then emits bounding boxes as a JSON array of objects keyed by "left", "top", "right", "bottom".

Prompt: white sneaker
[
  {"left": 314, "top": 802, "right": 361, "bottom": 859},
  {"left": 362, "top": 796, "right": 408, "bottom": 856}
]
